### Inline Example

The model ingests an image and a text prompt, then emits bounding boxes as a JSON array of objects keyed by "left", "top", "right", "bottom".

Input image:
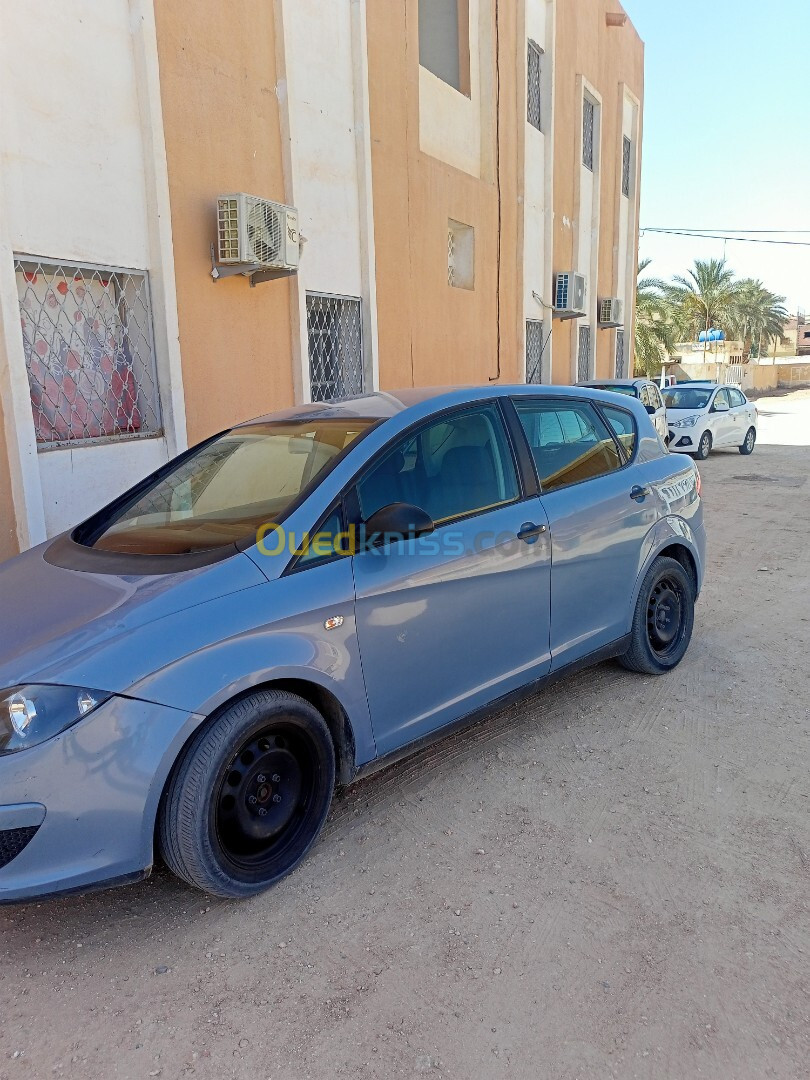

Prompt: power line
[
  {"left": 640, "top": 228, "right": 810, "bottom": 247},
  {"left": 642, "top": 228, "right": 810, "bottom": 235}
]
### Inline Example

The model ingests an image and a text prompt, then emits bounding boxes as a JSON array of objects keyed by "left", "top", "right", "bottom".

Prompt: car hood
[{"left": 0, "top": 539, "right": 267, "bottom": 691}]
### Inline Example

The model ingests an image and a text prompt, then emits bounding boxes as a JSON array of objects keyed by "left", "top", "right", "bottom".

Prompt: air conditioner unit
[
  {"left": 598, "top": 297, "right": 624, "bottom": 327},
  {"left": 554, "top": 271, "right": 587, "bottom": 318},
  {"left": 217, "top": 193, "right": 300, "bottom": 271}
]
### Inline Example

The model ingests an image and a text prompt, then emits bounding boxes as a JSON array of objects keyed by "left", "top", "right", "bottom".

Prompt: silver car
[{"left": 0, "top": 386, "right": 705, "bottom": 902}]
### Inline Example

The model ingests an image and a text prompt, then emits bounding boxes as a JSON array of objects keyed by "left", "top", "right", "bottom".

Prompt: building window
[
  {"left": 307, "top": 293, "right": 364, "bottom": 402},
  {"left": 15, "top": 257, "right": 162, "bottom": 449},
  {"left": 622, "top": 136, "right": 633, "bottom": 198},
  {"left": 448, "top": 219, "right": 475, "bottom": 289},
  {"left": 583, "top": 96, "right": 596, "bottom": 171},
  {"left": 527, "top": 41, "right": 543, "bottom": 132},
  {"left": 418, "top": 0, "right": 470, "bottom": 96},
  {"left": 615, "top": 329, "right": 626, "bottom": 378},
  {"left": 526, "top": 319, "right": 545, "bottom": 383},
  {"left": 577, "top": 324, "right": 592, "bottom": 382}
]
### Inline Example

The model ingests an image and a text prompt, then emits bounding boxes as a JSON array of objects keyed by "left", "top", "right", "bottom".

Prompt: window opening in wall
[
  {"left": 418, "top": 0, "right": 471, "bottom": 96},
  {"left": 577, "top": 323, "right": 593, "bottom": 382},
  {"left": 307, "top": 293, "right": 364, "bottom": 402},
  {"left": 15, "top": 257, "right": 162, "bottom": 449},
  {"left": 527, "top": 40, "right": 543, "bottom": 132},
  {"left": 448, "top": 219, "right": 475, "bottom": 290},
  {"left": 526, "top": 319, "right": 545, "bottom": 383},
  {"left": 583, "top": 95, "right": 596, "bottom": 171},
  {"left": 622, "top": 135, "right": 633, "bottom": 197}
]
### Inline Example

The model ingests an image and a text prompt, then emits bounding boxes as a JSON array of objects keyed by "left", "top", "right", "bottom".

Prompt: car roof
[
  {"left": 238, "top": 384, "right": 644, "bottom": 428},
  {"left": 579, "top": 378, "right": 648, "bottom": 387}
]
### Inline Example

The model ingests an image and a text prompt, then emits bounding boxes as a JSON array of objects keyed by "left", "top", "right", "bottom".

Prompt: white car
[{"left": 664, "top": 382, "right": 758, "bottom": 460}]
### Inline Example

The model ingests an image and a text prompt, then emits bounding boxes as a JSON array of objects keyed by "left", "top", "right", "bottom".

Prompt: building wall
[
  {"left": 0, "top": 0, "right": 185, "bottom": 543},
  {"left": 153, "top": 0, "right": 295, "bottom": 446},
  {"left": 551, "top": 0, "right": 643, "bottom": 383}
]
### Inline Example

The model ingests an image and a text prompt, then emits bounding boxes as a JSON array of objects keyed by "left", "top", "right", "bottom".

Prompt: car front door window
[{"left": 356, "top": 404, "right": 520, "bottom": 526}]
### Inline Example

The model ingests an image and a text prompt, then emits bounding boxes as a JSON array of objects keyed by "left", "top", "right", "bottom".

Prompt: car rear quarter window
[
  {"left": 515, "top": 401, "right": 623, "bottom": 493},
  {"left": 728, "top": 388, "right": 746, "bottom": 407},
  {"left": 600, "top": 404, "right": 637, "bottom": 460},
  {"left": 356, "top": 403, "right": 519, "bottom": 526}
]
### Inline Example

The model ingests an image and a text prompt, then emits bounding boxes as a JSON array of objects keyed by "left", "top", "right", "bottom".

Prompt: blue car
[{"left": 0, "top": 386, "right": 705, "bottom": 901}]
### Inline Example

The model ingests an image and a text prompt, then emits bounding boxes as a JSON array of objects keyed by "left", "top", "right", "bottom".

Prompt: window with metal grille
[
  {"left": 448, "top": 219, "right": 474, "bottom": 289},
  {"left": 615, "top": 329, "right": 626, "bottom": 378},
  {"left": 583, "top": 96, "right": 596, "bottom": 171},
  {"left": 577, "top": 324, "right": 592, "bottom": 382},
  {"left": 526, "top": 319, "right": 545, "bottom": 383},
  {"left": 307, "top": 293, "right": 364, "bottom": 402},
  {"left": 15, "top": 257, "right": 162, "bottom": 449},
  {"left": 527, "top": 41, "right": 543, "bottom": 132},
  {"left": 622, "top": 136, "right": 632, "bottom": 198}
]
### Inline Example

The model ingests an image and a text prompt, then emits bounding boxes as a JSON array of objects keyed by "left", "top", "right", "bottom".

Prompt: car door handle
[
  {"left": 517, "top": 521, "right": 547, "bottom": 543},
  {"left": 630, "top": 485, "right": 651, "bottom": 501}
]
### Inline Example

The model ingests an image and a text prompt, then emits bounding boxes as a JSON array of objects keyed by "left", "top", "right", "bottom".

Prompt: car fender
[{"left": 628, "top": 514, "right": 705, "bottom": 626}]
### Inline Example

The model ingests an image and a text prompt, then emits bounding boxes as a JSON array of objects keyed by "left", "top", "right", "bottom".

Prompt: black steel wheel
[
  {"left": 159, "top": 691, "right": 335, "bottom": 898},
  {"left": 619, "top": 556, "right": 695, "bottom": 675},
  {"left": 695, "top": 431, "right": 712, "bottom": 460},
  {"left": 739, "top": 427, "right": 756, "bottom": 455}
]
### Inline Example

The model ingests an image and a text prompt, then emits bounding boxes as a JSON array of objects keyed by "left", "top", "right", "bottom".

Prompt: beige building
[{"left": 0, "top": 0, "right": 643, "bottom": 564}]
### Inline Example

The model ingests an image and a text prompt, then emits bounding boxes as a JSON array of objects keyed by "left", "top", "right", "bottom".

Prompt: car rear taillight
[{"left": 695, "top": 466, "right": 702, "bottom": 498}]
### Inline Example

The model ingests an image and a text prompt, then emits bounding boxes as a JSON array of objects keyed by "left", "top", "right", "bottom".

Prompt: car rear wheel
[
  {"left": 619, "top": 556, "right": 695, "bottom": 675},
  {"left": 159, "top": 690, "right": 335, "bottom": 898},
  {"left": 739, "top": 427, "right": 756, "bottom": 455},
  {"left": 695, "top": 430, "right": 712, "bottom": 460}
]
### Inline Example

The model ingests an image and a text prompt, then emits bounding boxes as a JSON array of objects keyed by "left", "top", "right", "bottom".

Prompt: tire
[
  {"left": 694, "top": 430, "right": 712, "bottom": 460},
  {"left": 619, "top": 556, "right": 695, "bottom": 675},
  {"left": 739, "top": 427, "right": 756, "bottom": 455},
  {"left": 159, "top": 690, "right": 336, "bottom": 898}
]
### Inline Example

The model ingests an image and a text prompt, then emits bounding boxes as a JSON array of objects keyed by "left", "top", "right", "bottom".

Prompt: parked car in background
[
  {"left": 0, "top": 386, "right": 705, "bottom": 902},
  {"left": 664, "top": 382, "right": 758, "bottom": 459},
  {"left": 579, "top": 378, "right": 669, "bottom": 445}
]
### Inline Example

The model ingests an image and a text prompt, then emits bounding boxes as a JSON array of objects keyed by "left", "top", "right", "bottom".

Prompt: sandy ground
[{"left": 1, "top": 391, "right": 808, "bottom": 1080}]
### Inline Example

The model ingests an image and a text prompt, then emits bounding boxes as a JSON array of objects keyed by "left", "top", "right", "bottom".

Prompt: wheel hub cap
[{"left": 219, "top": 736, "right": 304, "bottom": 846}]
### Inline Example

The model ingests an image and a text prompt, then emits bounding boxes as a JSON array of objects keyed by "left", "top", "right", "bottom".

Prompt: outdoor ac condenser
[
  {"left": 217, "top": 194, "right": 300, "bottom": 271},
  {"left": 598, "top": 297, "right": 624, "bottom": 327},
  {"left": 554, "top": 271, "right": 587, "bottom": 318}
]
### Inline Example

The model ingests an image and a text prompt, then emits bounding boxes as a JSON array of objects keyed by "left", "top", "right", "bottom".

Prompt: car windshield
[
  {"left": 663, "top": 388, "right": 713, "bottom": 410},
  {"left": 588, "top": 384, "right": 638, "bottom": 397},
  {"left": 86, "top": 418, "right": 377, "bottom": 555}
]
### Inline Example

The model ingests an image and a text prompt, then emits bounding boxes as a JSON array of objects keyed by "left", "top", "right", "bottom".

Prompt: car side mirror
[
  {"left": 363, "top": 502, "right": 435, "bottom": 545},
  {"left": 713, "top": 401, "right": 729, "bottom": 413},
  {"left": 644, "top": 404, "right": 657, "bottom": 415}
]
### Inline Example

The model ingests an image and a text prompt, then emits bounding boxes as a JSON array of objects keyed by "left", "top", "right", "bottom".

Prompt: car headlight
[
  {"left": 671, "top": 414, "right": 700, "bottom": 429},
  {"left": 0, "top": 684, "right": 111, "bottom": 754}
]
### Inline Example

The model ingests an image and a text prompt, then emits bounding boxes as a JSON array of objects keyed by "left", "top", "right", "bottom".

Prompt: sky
[{"left": 625, "top": 0, "right": 810, "bottom": 316}]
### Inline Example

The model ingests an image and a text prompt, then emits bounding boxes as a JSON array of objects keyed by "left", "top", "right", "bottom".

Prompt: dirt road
[{"left": 2, "top": 392, "right": 808, "bottom": 1080}]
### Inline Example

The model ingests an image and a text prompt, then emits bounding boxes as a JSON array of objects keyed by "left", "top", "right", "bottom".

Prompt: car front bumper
[
  {"left": 0, "top": 695, "right": 202, "bottom": 903},
  {"left": 668, "top": 429, "right": 698, "bottom": 452}
]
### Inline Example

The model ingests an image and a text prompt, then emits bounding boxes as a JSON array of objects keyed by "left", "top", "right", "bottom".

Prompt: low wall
[{"left": 778, "top": 364, "right": 810, "bottom": 389}]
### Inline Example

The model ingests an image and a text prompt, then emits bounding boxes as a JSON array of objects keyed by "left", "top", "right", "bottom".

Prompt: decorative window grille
[
  {"left": 527, "top": 41, "right": 543, "bottom": 132},
  {"left": 15, "top": 257, "right": 162, "bottom": 449},
  {"left": 622, "top": 136, "right": 632, "bottom": 198},
  {"left": 447, "top": 226, "right": 456, "bottom": 287},
  {"left": 447, "top": 219, "right": 475, "bottom": 290},
  {"left": 307, "top": 293, "right": 364, "bottom": 402},
  {"left": 583, "top": 96, "right": 595, "bottom": 171},
  {"left": 615, "top": 329, "right": 626, "bottom": 378},
  {"left": 577, "top": 324, "right": 592, "bottom": 382},
  {"left": 526, "top": 319, "right": 545, "bottom": 384}
]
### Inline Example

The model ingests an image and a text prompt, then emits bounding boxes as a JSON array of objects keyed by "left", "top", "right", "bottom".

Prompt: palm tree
[
  {"left": 730, "top": 279, "right": 788, "bottom": 360},
  {"left": 633, "top": 258, "right": 676, "bottom": 377},
  {"left": 664, "top": 258, "right": 738, "bottom": 355}
]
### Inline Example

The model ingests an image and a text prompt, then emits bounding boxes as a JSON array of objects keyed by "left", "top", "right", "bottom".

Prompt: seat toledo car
[
  {"left": 0, "top": 386, "right": 705, "bottom": 902},
  {"left": 664, "top": 382, "right": 758, "bottom": 459}
]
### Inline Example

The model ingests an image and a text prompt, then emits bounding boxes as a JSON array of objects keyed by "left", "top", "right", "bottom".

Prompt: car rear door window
[
  {"left": 728, "top": 388, "right": 746, "bottom": 407},
  {"left": 356, "top": 403, "right": 519, "bottom": 525},
  {"left": 600, "top": 403, "right": 637, "bottom": 460},
  {"left": 514, "top": 400, "right": 623, "bottom": 492}
]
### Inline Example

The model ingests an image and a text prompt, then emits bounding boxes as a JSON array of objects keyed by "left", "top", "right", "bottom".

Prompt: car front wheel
[
  {"left": 695, "top": 430, "right": 712, "bottom": 460},
  {"left": 619, "top": 556, "right": 695, "bottom": 675},
  {"left": 159, "top": 690, "right": 336, "bottom": 898}
]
